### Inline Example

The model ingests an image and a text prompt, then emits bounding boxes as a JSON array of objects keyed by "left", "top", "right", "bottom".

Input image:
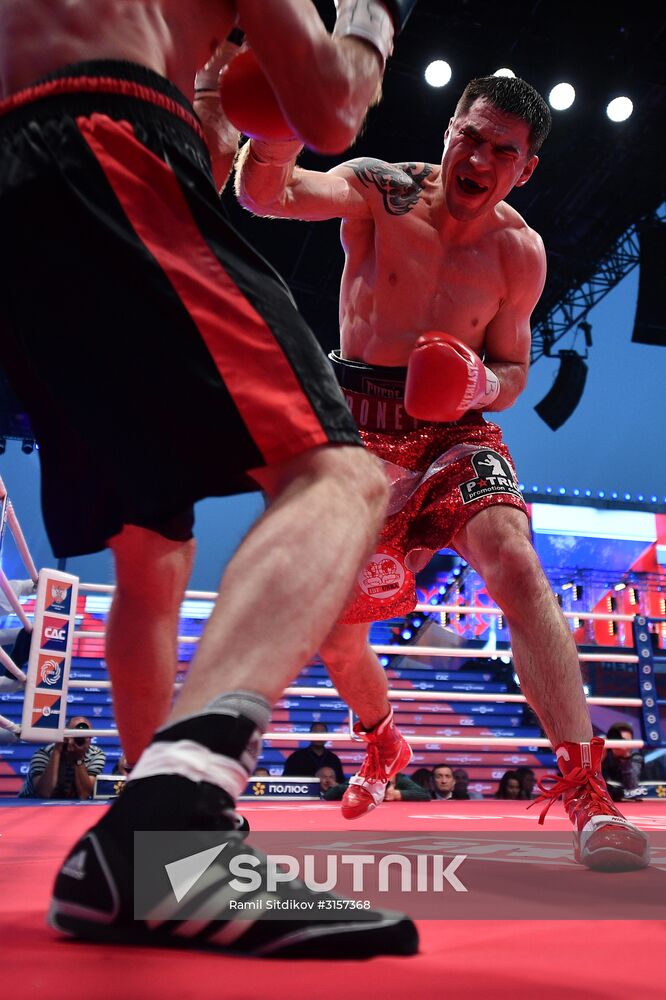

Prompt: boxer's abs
[{"left": 0, "top": 0, "right": 234, "bottom": 98}]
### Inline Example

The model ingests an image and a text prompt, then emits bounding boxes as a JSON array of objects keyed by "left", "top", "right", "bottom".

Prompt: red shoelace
[
  {"left": 356, "top": 742, "right": 387, "bottom": 784},
  {"left": 528, "top": 767, "right": 618, "bottom": 825}
]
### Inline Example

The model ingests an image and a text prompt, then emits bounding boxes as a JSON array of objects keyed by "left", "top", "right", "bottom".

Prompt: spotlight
[
  {"left": 549, "top": 82, "right": 575, "bottom": 110},
  {"left": 606, "top": 96, "right": 633, "bottom": 122},
  {"left": 21, "top": 438, "right": 34, "bottom": 455},
  {"left": 493, "top": 67, "right": 515, "bottom": 78},
  {"left": 0, "top": 437, "right": 5, "bottom": 456},
  {"left": 424, "top": 60, "right": 452, "bottom": 88}
]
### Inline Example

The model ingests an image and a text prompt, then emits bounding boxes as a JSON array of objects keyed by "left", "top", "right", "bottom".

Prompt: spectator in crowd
[
  {"left": 495, "top": 770, "right": 523, "bottom": 799},
  {"left": 411, "top": 767, "right": 436, "bottom": 795},
  {"left": 453, "top": 767, "right": 484, "bottom": 800},
  {"left": 432, "top": 763, "right": 456, "bottom": 800},
  {"left": 515, "top": 766, "right": 537, "bottom": 799},
  {"left": 324, "top": 772, "right": 430, "bottom": 803},
  {"left": 316, "top": 765, "right": 338, "bottom": 795},
  {"left": 253, "top": 767, "right": 270, "bottom": 777},
  {"left": 20, "top": 717, "right": 105, "bottom": 799},
  {"left": 112, "top": 754, "right": 132, "bottom": 777},
  {"left": 282, "top": 721, "right": 345, "bottom": 783},
  {"left": 602, "top": 723, "right": 646, "bottom": 801}
]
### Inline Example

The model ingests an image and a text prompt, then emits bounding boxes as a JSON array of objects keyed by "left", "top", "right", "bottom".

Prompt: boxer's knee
[
  {"left": 456, "top": 510, "right": 545, "bottom": 616},
  {"left": 480, "top": 532, "right": 546, "bottom": 614},
  {"left": 330, "top": 446, "right": 388, "bottom": 534},
  {"left": 255, "top": 443, "right": 388, "bottom": 533}
]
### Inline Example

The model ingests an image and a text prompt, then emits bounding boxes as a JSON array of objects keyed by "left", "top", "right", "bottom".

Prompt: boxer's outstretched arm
[
  {"left": 482, "top": 230, "right": 547, "bottom": 410},
  {"left": 236, "top": 147, "right": 370, "bottom": 222},
  {"left": 236, "top": 0, "right": 386, "bottom": 153}
]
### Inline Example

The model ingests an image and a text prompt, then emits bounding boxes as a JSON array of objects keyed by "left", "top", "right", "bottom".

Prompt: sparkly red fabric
[{"left": 339, "top": 409, "right": 528, "bottom": 624}]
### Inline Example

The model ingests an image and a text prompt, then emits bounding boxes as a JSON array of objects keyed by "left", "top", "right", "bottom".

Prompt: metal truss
[{"left": 530, "top": 224, "right": 642, "bottom": 363}]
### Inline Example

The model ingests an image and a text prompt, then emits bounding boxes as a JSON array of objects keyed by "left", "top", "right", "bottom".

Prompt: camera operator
[{"left": 19, "top": 717, "right": 106, "bottom": 799}]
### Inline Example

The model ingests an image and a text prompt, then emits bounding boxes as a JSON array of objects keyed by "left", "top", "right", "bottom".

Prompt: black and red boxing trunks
[
  {"left": 0, "top": 61, "right": 360, "bottom": 557},
  {"left": 329, "top": 351, "right": 528, "bottom": 624}
]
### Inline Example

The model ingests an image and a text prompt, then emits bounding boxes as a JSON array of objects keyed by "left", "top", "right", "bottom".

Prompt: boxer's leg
[
  {"left": 453, "top": 503, "right": 649, "bottom": 871},
  {"left": 106, "top": 526, "right": 196, "bottom": 765},
  {"left": 451, "top": 504, "right": 590, "bottom": 745},
  {"left": 167, "top": 443, "right": 387, "bottom": 720},
  {"left": 321, "top": 622, "right": 412, "bottom": 820},
  {"left": 320, "top": 622, "right": 388, "bottom": 728},
  {"left": 50, "top": 442, "right": 421, "bottom": 955}
]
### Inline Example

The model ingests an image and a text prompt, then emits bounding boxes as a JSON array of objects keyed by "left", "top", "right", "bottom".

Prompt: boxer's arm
[
  {"left": 236, "top": 0, "right": 404, "bottom": 153},
  {"left": 235, "top": 149, "right": 371, "bottom": 221},
  {"left": 194, "top": 40, "right": 242, "bottom": 192},
  {"left": 482, "top": 231, "right": 547, "bottom": 410}
]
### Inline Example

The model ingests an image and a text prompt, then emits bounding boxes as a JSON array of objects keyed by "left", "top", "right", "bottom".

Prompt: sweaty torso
[
  {"left": 340, "top": 159, "right": 521, "bottom": 366},
  {"left": 0, "top": 0, "right": 235, "bottom": 100}
]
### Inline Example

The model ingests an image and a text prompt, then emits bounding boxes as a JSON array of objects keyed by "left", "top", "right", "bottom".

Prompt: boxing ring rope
[
  {"left": 5, "top": 533, "right": 662, "bottom": 746},
  {"left": 0, "top": 476, "right": 38, "bottom": 732},
  {"left": 29, "top": 582, "right": 656, "bottom": 751}
]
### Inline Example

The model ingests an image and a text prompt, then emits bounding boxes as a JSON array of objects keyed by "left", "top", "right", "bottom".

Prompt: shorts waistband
[
  {"left": 0, "top": 60, "right": 203, "bottom": 141},
  {"left": 329, "top": 351, "right": 432, "bottom": 432},
  {"left": 328, "top": 350, "right": 408, "bottom": 397}
]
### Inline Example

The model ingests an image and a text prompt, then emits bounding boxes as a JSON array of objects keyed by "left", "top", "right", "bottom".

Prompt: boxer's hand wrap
[
  {"left": 249, "top": 137, "right": 304, "bottom": 166},
  {"left": 404, "top": 331, "right": 501, "bottom": 423},
  {"left": 333, "top": 0, "right": 417, "bottom": 64},
  {"left": 195, "top": 38, "right": 243, "bottom": 95}
]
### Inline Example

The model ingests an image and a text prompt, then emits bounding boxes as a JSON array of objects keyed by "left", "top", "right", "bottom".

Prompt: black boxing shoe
[{"left": 49, "top": 777, "right": 418, "bottom": 959}]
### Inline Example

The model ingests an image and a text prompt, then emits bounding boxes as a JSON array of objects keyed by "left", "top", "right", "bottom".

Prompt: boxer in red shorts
[{"left": 237, "top": 73, "right": 650, "bottom": 870}]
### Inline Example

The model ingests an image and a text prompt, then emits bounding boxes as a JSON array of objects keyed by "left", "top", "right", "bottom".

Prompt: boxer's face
[{"left": 441, "top": 98, "right": 538, "bottom": 221}]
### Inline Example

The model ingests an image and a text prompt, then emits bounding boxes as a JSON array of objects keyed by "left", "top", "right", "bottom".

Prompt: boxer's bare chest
[{"left": 340, "top": 162, "right": 506, "bottom": 364}]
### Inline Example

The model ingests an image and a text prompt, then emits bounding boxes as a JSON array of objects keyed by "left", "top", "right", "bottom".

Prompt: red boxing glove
[
  {"left": 404, "top": 331, "right": 500, "bottom": 423},
  {"left": 218, "top": 49, "right": 294, "bottom": 141}
]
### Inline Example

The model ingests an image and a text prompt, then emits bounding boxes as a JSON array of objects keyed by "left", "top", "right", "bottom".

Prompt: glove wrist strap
[{"left": 333, "top": 0, "right": 395, "bottom": 65}]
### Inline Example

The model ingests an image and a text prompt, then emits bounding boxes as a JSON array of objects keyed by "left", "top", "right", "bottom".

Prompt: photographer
[{"left": 19, "top": 717, "right": 105, "bottom": 800}]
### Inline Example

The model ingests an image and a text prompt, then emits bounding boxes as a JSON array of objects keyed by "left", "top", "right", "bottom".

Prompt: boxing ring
[{"left": 2, "top": 476, "right": 666, "bottom": 998}]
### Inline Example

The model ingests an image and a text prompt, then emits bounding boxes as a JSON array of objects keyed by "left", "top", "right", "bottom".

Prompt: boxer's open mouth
[{"left": 457, "top": 175, "right": 488, "bottom": 195}]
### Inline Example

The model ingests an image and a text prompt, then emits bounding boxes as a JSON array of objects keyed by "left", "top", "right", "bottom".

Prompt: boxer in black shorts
[{"left": 0, "top": 0, "right": 420, "bottom": 959}]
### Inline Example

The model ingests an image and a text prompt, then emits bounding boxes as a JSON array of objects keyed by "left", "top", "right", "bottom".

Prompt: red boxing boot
[
  {"left": 342, "top": 709, "right": 413, "bottom": 820},
  {"left": 531, "top": 737, "right": 650, "bottom": 871}
]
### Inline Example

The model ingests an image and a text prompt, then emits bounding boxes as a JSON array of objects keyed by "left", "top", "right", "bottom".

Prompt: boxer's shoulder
[{"left": 341, "top": 157, "right": 437, "bottom": 216}]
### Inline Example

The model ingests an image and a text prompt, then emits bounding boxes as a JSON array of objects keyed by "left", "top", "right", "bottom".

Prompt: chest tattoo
[{"left": 351, "top": 159, "right": 432, "bottom": 216}]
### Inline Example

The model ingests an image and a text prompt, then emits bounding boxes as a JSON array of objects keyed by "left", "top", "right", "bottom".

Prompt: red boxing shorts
[{"left": 329, "top": 352, "right": 528, "bottom": 624}]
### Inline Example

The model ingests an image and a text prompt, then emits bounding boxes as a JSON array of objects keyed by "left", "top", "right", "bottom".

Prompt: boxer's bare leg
[
  {"left": 452, "top": 504, "right": 592, "bottom": 745},
  {"left": 106, "top": 528, "right": 195, "bottom": 764},
  {"left": 167, "top": 444, "right": 387, "bottom": 720},
  {"left": 321, "top": 622, "right": 411, "bottom": 820},
  {"left": 320, "top": 622, "right": 390, "bottom": 729}
]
